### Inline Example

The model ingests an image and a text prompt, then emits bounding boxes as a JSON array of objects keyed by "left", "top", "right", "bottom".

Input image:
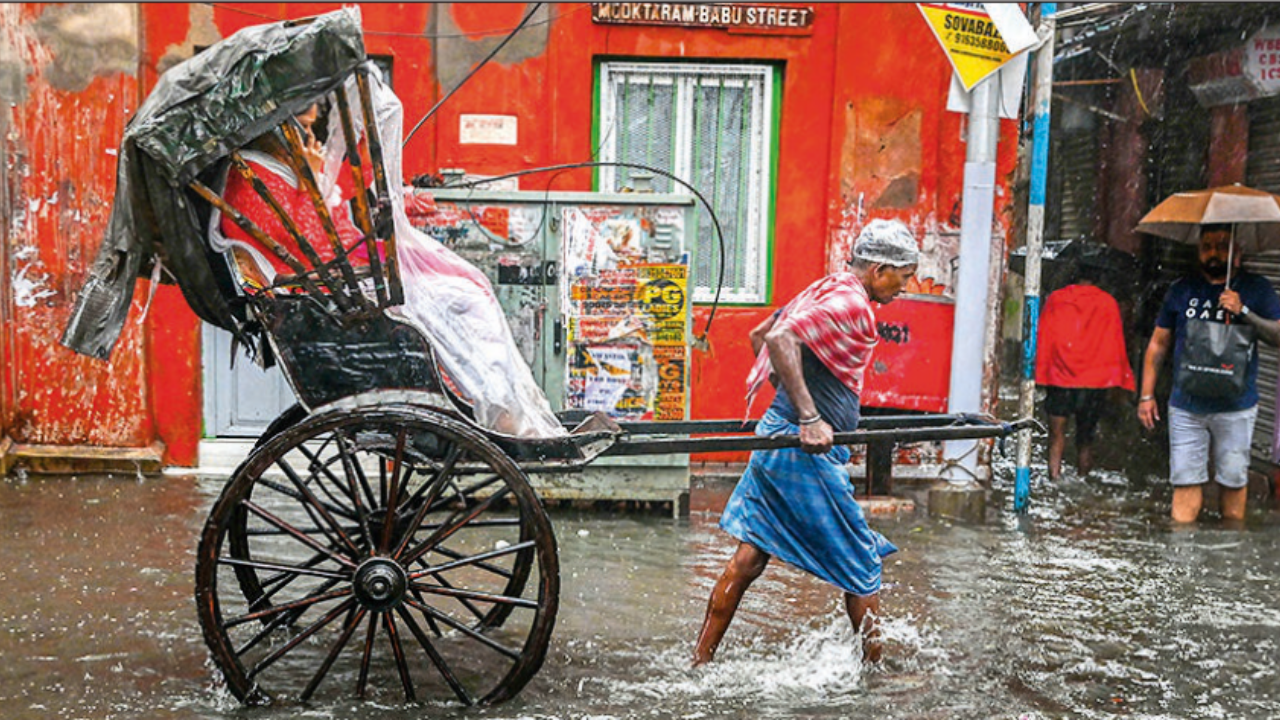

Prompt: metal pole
[
  {"left": 942, "top": 74, "right": 1001, "bottom": 482},
  {"left": 1015, "top": 3, "right": 1056, "bottom": 513}
]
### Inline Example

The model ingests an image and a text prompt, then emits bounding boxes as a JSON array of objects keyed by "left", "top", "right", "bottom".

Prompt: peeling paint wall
[
  {"left": 2, "top": 3, "right": 147, "bottom": 450},
  {"left": 155, "top": 3, "right": 221, "bottom": 75}
]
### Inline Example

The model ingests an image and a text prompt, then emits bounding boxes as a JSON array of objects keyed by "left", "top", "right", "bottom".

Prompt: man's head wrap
[{"left": 852, "top": 219, "right": 919, "bottom": 267}]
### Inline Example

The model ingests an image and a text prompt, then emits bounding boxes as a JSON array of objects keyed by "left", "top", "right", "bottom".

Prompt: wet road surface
[{"left": 1, "top": 463, "right": 1278, "bottom": 719}]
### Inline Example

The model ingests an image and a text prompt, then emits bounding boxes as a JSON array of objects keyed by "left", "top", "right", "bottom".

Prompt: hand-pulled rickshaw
[{"left": 62, "top": 9, "right": 1033, "bottom": 709}]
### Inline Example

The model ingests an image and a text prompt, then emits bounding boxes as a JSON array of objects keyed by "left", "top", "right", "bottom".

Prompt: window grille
[{"left": 598, "top": 62, "right": 777, "bottom": 303}]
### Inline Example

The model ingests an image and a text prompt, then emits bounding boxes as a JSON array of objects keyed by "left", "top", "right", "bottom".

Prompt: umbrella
[
  {"left": 1009, "top": 239, "right": 1140, "bottom": 294},
  {"left": 1136, "top": 184, "right": 1280, "bottom": 285}
]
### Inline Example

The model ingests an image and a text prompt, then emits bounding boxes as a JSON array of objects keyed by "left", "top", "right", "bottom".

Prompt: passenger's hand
[
  {"left": 1137, "top": 397, "right": 1160, "bottom": 430},
  {"left": 301, "top": 127, "right": 325, "bottom": 178},
  {"left": 798, "top": 418, "right": 833, "bottom": 454}
]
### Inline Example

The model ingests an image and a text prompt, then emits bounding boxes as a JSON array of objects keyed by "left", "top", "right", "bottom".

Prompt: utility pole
[
  {"left": 942, "top": 75, "right": 1001, "bottom": 483},
  {"left": 1015, "top": 3, "right": 1056, "bottom": 512}
]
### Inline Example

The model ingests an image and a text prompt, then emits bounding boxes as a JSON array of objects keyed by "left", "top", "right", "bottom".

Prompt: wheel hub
[{"left": 353, "top": 557, "right": 408, "bottom": 611}]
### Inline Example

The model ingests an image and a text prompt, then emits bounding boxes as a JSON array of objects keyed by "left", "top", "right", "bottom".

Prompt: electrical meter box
[{"left": 408, "top": 188, "right": 698, "bottom": 507}]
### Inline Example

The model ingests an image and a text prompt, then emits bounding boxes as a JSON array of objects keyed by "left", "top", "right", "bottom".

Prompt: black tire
[{"left": 196, "top": 405, "right": 558, "bottom": 706}]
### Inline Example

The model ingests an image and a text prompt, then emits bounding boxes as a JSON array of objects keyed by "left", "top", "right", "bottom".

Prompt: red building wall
[
  {"left": 3, "top": 3, "right": 1018, "bottom": 469},
  {"left": 1, "top": 4, "right": 154, "bottom": 464}
]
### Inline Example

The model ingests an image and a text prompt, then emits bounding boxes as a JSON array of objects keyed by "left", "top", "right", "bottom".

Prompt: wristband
[
  {"left": 798, "top": 414, "right": 824, "bottom": 426},
  {"left": 1139, "top": 395, "right": 1155, "bottom": 402},
  {"left": 1239, "top": 304, "right": 1251, "bottom": 317}
]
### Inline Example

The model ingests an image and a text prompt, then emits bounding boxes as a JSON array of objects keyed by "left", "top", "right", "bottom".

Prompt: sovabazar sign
[
  {"left": 591, "top": 3, "right": 815, "bottom": 34},
  {"left": 917, "top": 3, "right": 1035, "bottom": 90}
]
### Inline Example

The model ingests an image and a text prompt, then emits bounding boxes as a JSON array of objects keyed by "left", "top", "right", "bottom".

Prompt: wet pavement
[{"left": 1, "top": 460, "right": 1279, "bottom": 720}]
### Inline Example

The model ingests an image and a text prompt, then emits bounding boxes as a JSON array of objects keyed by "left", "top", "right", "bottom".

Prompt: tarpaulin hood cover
[{"left": 62, "top": 8, "right": 367, "bottom": 359}]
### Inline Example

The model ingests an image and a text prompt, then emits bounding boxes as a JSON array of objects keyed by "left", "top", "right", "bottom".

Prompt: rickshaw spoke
[
  {"left": 425, "top": 474, "right": 503, "bottom": 515},
  {"left": 295, "top": 441, "right": 362, "bottom": 513},
  {"left": 241, "top": 500, "right": 358, "bottom": 569},
  {"left": 300, "top": 606, "right": 364, "bottom": 703},
  {"left": 335, "top": 434, "right": 376, "bottom": 551},
  {"left": 393, "top": 443, "right": 463, "bottom": 560},
  {"left": 339, "top": 432, "right": 380, "bottom": 511},
  {"left": 226, "top": 585, "right": 351, "bottom": 629},
  {"left": 408, "top": 559, "right": 486, "bottom": 622},
  {"left": 405, "top": 598, "right": 522, "bottom": 661},
  {"left": 248, "top": 551, "right": 331, "bottom": 611},
  {"left": 379, "top": 429, "right": 409, "bottom": 553},
  {"left": 404, "top": 487, "right": 512, "bottom": 566},
  {"left": 356, "top": 610, "right": 378, "bottom": 698},
  {"left": 383, "top": 611, "right": 417, "bottom": 702},
  {"left": 234, "top": 578, "right": 344, "bottom": 657},
  {"left": 429, "top": 543, "right": 517, "bottom": 580},
  {"left": 407, "top": 585, "right": 446, "bottom": 636},
  {"left": 411, "top": 540, "right": 535, "bottom": 579},
  {"left": 218, "top": 556, "right": 349, "bottom": 582},
  {"left": 272, "top": 458, "right": 364, "bottom": 557},
  {"left": 398, "top": 443, "right": 461, "bottom": 519},
  {"left": 379, "top": 453, "right": 389, "bottom": 509},
  {"left": 249, "top": 597, "right": 356, "bottom": 679},
  {"left": 395, "top": 605, "right": 475, "bottom": 706},
  {"left": 258, "top": 472, "right": 356, "bottom": 521},
  {"left": 408, "top": 581, "right": 538, "bottom": 609}
]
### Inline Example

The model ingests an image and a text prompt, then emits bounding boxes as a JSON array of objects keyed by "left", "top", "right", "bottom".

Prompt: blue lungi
[{"left": 719, "top": 408, "right": 898, "bottom": 596}]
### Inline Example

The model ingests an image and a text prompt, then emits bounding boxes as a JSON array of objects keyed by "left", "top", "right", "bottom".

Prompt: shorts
[
  {"left": 1043, "top": 386, "right": 1106, "bottom": 444},
  {"left": 1168, "top": 405, "right": 1258, "bottom": 489}
]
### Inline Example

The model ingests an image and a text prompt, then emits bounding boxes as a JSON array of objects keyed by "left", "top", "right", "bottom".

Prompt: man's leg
[
  {"left": 1169, "top": 407, "right": 1210, "bottom": 523},
  {"left": 1047, "top": 415, "right": 1068, "bottom": 481},
  {"left": 844, "top": 592, "right": 882, "bottom": 663},
  {"left": 1220, "top": 485, "right": 1247, "bottom": 521},
  {"left": 1077, "top": 442, "right": 1095, "bottom": 477},
  {"left": 1075, "top": 389, "right": 1104, "bottom": 478},
  {"left": 692, "top": 542, "right": 770, "bottom": 666},
  {"left": 1171, "top": 485, "right": 1204, "bottom": 523},
  {"left": 1207, "top": 406, "right": 1258, "bottom": 522}
]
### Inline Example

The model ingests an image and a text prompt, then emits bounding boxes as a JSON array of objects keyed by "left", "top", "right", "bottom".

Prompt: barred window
[{"left": 597, "top": 62, "right": 778, "bottom": 304}]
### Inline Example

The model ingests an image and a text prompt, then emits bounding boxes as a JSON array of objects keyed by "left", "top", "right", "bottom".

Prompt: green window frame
[{"left": 596, "top": 61, "right": 780, "bottom": 304}]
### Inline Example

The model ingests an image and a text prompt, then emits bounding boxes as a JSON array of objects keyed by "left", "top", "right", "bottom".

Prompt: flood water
[{"left": 1, "top": 462, "right": 1278, "bottom": 719}]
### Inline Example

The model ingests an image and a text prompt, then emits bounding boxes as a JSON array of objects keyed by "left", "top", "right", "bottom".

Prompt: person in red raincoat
[{"left": 1035, "top": 265, "right": 1136, "bottom": 480}]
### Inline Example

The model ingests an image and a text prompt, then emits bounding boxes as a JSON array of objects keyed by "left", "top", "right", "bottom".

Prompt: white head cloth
[{"left": 852, "top": 219, "right": 919, "bottom": 267}]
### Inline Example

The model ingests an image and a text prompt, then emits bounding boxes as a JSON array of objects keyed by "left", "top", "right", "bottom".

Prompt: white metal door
[{"left": 202, "top": 323, "right": 296, "bottom": 437}]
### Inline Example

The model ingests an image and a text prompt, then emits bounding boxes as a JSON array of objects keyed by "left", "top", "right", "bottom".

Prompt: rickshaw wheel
[
  {"left": 196, "top": 405, "right": 559, "bottom": 707},
  {"left": 226, "top": 403, "right": 538, "bottom": 635}
]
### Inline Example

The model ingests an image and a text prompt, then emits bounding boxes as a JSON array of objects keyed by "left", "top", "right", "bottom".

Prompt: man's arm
[
  {"left": 749, "top": 312, "right": 777, "bottom": 357},
  {"left": 1218, "top": 288, "right": 1280, "bottom": 346},
  {"left": 1138, "top": 327, "right": 1172, "bottom": 430},
  {"left": 763, "top": 322, "right": 833, "bottom": 454}
]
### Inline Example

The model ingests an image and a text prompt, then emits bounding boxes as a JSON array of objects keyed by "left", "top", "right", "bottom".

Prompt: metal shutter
[
  {"left": 1049, "top": 129, "right": 1096, "bottom": 243},
  {"left": 1244, "top": 95, "right": 1280, "bottom": 461}
]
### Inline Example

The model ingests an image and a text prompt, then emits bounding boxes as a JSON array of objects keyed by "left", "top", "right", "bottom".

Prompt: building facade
[{"left": 1, "top": 2, "right": 1018, "bottom": 473}]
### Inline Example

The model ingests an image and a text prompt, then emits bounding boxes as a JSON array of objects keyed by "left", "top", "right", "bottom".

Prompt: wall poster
[{"left": 562, "top": 206, "right": 689, "bottom": 421}]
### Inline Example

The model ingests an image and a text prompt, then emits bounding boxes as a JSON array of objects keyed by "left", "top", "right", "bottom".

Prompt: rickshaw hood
[{"left": 62, "top": 8, "right": 367, "bottom": 359}]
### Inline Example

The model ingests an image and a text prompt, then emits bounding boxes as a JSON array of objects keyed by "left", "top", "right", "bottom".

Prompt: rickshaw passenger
[{"left": 219, "top": 102, "right": 566, "bottom": 438}]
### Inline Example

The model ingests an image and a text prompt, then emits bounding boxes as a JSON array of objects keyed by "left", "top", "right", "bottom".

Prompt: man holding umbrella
[{"left": 1138, "top": 216, "right": 1280, "bottom": 523}]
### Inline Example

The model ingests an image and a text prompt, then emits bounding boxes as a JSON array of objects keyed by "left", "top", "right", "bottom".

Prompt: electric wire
[{"left": 448, "top": 161, "right": 729, "bottom": 345}]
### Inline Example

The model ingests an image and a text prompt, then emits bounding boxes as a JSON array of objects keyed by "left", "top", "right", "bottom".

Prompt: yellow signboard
[{"left": 918, "top": 3, "right": 1024, "bottom": 90}]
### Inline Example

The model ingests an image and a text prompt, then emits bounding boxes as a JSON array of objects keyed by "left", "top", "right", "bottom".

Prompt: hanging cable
[
  {"left": 450, "top": 161, "right": 729, "bottom": 346},
  {"left": 403, "top": 2, "right": 543, "bottom": 147}
]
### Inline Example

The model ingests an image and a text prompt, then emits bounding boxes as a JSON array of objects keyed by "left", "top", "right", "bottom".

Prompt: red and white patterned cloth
[{"left": 745, "top": 272, "right": 879, "bottom": 415}]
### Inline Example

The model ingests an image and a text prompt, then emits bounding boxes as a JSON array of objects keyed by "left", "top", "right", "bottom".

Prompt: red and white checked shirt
[{"left": 745, "top": 272, "right": 879, "bottom": 415}]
